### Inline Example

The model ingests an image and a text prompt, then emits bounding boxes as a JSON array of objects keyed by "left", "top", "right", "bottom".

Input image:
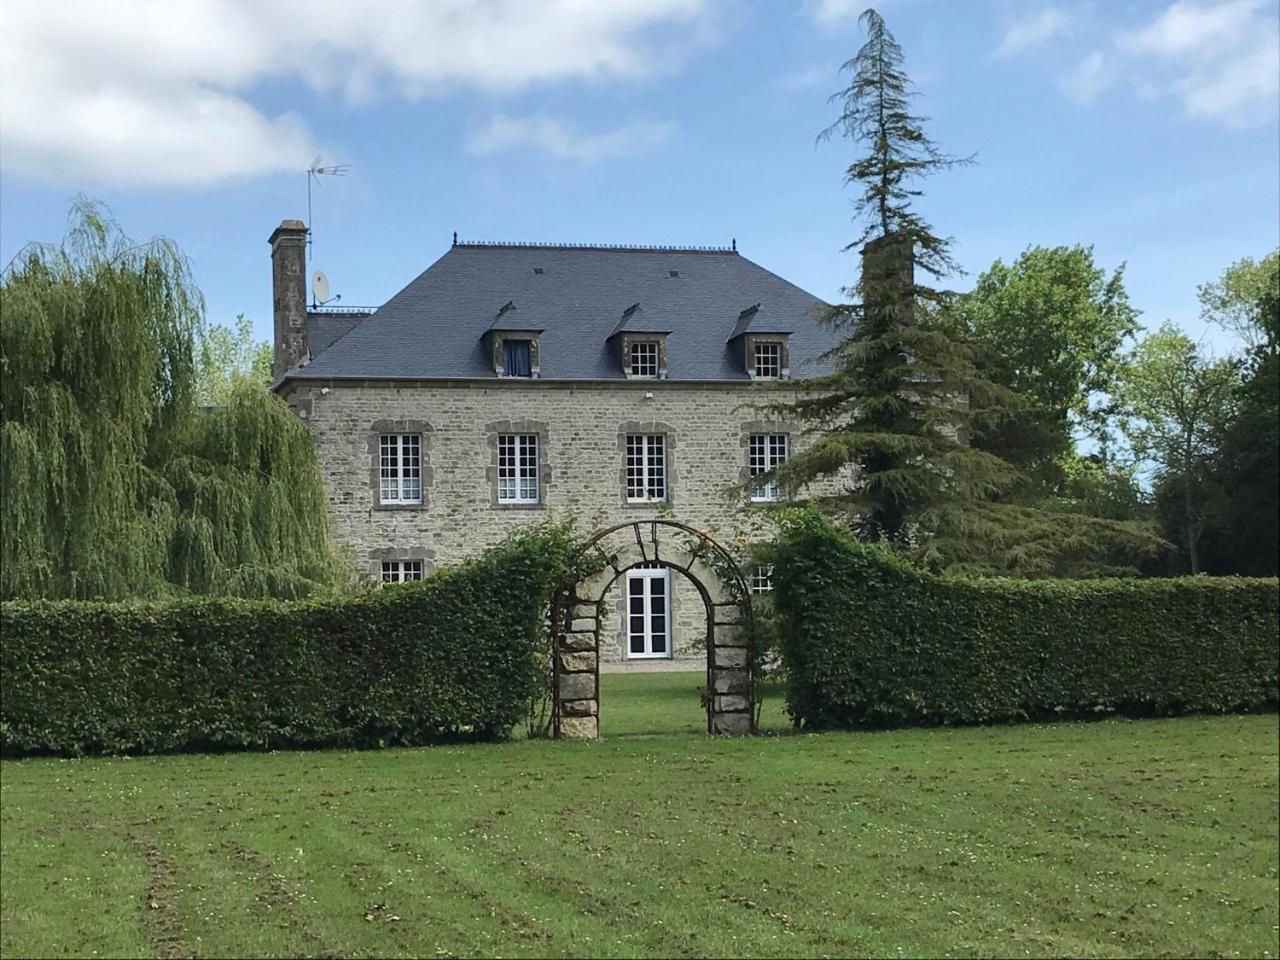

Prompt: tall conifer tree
[
  {"left": 773, "top": 9, "right": 1018, "bottom": 554},
  {"left": 769, "top": 10, "right": 1162, "bottom": 575}
]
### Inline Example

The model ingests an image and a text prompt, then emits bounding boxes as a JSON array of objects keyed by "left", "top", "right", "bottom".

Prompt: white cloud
[
  {"left": 1059, "top": 50, "right": 1112, "bottom": 104},
  {"left": 777, "top": 66, "right": 834, "bottom": 92},
  {"left": 994, "top": 8, "right": 1070, "bottom": 58},
  {"left": 467, "top": 115, "right": 675, "bottom": 164},
  {"left": 1121, "top": 0, "right": 1258, "bottom": 56},
  {"left": 0, "top": 0, "right": 707, "bottom": 187},
  {"left": 810, "top": 0, "right": 866, "bottom": 26},
  {"left": 1117, "top": 0, "right": 1278, "bottom": 124}
]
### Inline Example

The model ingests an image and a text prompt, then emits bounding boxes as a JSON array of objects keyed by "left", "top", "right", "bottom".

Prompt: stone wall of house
[{"left": 284, "top": 379, "right": 844, "bottom": 664}]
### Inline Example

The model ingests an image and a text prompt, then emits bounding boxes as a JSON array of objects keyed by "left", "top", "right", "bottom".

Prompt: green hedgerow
[
  {"left": 1, "top": 524, "right": 580, "bottom": 756},
  {"left": 770, "top": 509, "right": 1279, "bottom": 729}
]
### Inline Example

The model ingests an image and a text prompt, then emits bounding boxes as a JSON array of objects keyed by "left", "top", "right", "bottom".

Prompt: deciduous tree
[
  {"left": 195, "top": 312, "right": 272, "bottom": 407},
  {"left": 0, "top": 201, "right": 346, "bottom": 600},
  {"left": 1116, "top": 325, "right": 1239, "bottom": 573},
  {"left": 960, "top": 245, "right": 1139, "bottom": 495}
]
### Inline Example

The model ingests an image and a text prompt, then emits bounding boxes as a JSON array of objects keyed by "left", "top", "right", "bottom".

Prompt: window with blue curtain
[{"left": 503, "top": 339, "right": 532, "bottom": 377}]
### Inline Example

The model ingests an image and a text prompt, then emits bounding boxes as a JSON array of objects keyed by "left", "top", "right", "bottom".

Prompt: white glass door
[{"left": 626, "top": 566, "right": 671, "bottom": 659}]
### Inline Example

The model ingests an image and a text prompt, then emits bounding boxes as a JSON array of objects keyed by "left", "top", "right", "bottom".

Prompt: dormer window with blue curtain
[{"left": 503, "top": 338, "right": 533, "bottom": 377}]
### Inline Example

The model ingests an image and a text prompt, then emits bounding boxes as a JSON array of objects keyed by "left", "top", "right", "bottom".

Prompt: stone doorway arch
[{"left": 550, "top": 520, "right": 755, "bottom": 739}]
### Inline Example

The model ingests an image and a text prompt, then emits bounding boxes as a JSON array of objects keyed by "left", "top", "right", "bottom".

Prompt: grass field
[{"left": 2, "top": 672, "right": 1277, "bottom": 959}]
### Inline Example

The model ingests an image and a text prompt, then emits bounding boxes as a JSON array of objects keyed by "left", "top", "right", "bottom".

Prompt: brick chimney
[
  {"left": 269, "top": 220, "right": 308, "bottom": 378},
  {"left": 860, "top": 233, "right": 915, "bottom": 328}
]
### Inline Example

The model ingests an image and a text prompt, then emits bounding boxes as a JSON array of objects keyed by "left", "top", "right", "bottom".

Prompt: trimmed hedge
[
  {"left": 1, "top": 527, "right": 576, "bottom": 756},
  {"left": 771, "top": 512, "right": 1280, "bottom": 729}
]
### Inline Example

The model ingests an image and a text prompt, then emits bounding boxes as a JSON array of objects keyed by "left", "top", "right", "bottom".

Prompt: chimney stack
[
  {"left": 860, "top": 233, "right": 915, "bottom": 329},
  {"left": 269, "top": 220, "right": 309, "bottom": 379}
]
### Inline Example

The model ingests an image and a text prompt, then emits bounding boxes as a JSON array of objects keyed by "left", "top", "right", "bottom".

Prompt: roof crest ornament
[{"left": 453, "top": 239, "right": 736, "bottom": 254}]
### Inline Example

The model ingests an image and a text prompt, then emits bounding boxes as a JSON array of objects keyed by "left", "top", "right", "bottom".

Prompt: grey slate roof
[
  {"left": 287, "top": 242, "right": 836, "bottom": 383},
  {"left": 305, "top": 311, "right": 372, "bottom": 356}
]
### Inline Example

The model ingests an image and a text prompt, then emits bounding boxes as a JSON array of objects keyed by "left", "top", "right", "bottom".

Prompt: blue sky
[{"left": 2, "top": 0, "right": 1277, "bottom": 356}]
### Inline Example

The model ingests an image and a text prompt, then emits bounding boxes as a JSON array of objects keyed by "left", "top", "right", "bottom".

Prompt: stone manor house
[{"left": 270, "top": 220, "right": 842, "bottom": 665}]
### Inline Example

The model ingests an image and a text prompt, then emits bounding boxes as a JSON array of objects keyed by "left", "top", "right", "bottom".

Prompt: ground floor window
[
  {"left": 626, "top": 564, "right": 671, "bottom": 658},
  {"left": 381, "top": 560, "right": 424, "bottom": 583},
  {"left": 749, "top": 564, "right": 774, "bottom": 594}
]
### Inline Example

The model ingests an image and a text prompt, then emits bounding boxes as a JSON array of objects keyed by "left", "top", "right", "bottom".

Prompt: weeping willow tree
[{"left": 1, "top": 200, "right": 347, "bottom": 600}]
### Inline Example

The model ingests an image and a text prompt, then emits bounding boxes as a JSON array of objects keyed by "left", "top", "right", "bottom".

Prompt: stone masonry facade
[{"left": 284, "top": 378, "right": 835, "bottom": 664}]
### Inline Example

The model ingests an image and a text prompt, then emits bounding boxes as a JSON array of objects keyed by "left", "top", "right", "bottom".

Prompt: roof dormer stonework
[
  {"left": 728, "top": 304, "right": 792, "bottom": 380},
  {"left": 609, "top": 303, "right": 672, "bottom": 380},
  {"left": 483, "top": 302, "right": 543, "bottom": 378},
  {"left": 745, "top": 333, "right": 789, "bottom": 380},
  {"left": 621, "top": 333, "right": 668, "bottom": 379}
]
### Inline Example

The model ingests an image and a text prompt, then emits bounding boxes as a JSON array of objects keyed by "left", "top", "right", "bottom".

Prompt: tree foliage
[
  {"left": 0, "top": 201, "right": 346, "bottom": 600},
  {"left": 195, "top": 312, "right": 272, "bottom": 407},
  {"left": 769, "top": 10, "right": 1160, "bottom": 577},
  {"left": 774, "top": 9, "right": 1019, "bottom": 550},
  {"left": 963, "top": 246, "right": 1138, "bottom": 422},
  {"left": 1116, "top": 324, "right": 1239, "bottom": 573},
  {"left": 960, "top": 246, "right": 1139, "bottom": 495},
  {"left": 1199, "top": 250, "right": 1279, "bottom": 352},
  {"left": 1164, "top": 250, "right": 1279, "bottom": 576}
]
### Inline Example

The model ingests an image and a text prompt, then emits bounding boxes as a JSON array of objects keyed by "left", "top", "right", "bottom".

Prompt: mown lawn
[{"left": 1, "top": 673, "right": 1277, "bottom": 959}]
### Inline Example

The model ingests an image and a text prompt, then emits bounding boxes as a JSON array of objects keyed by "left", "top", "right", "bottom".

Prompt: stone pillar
[
  {"left": 708, "top": 607, "right": 753, "bottom": 735},
  {"left": 269, "top": 220, "right": 309, "bottom": 379},
  {"left": 556, "top": 598, "right": 600, "bottom": 739}
]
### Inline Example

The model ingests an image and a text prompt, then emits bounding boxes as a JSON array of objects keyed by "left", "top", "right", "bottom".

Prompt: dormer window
[
  {"left": 616, "top": 333, "right": 668, "bottom": 379},
  {"left": 630, "top": 341, "right": 660, "bottom": 378},
  {"left": 503, "top": 339, "right": 533, "bottom": 377},
  {"left": 753, "top": 340, "right": 782, "bottom": 379},
  {"left": 486, "top": 330, "right": 541, "bottom": 378}
]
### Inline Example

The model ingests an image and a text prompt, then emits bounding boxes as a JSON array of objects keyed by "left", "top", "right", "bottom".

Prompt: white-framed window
[
  {"left": 749, "top": 433, "right": 788, "bottom": 502},
  {"left": 753, "top": 341, "right": 782, "bottom": 379},
  {"left": 630, "top": 341, "right": 659, "bottom": 378},
  {"left": 626, "top": 434, "right": 667, "bottom": 502},
  {"left": 750, "top": 564, "right": 774, "bottom": 594},
  {"left": 626, "top": 564, "right": 671, "bottom": 659},
  {"left": 379, "top": 434, "right": 422, "bottom": 504},
  {"left": 498, "top": 433, "right": 539, "bottom": 504},
  {"left": 381, "top": 560, "right": 424, "bottom": 583}
]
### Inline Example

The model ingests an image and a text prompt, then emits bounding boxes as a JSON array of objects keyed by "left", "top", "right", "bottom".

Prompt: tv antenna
[{"left": 306, "top": 155, "right": 350, "bottom": 259}]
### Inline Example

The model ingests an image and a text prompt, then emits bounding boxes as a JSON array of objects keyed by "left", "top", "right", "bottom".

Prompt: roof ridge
[{"left": 453, "top": 239, "right": 738, "bottom": 254}]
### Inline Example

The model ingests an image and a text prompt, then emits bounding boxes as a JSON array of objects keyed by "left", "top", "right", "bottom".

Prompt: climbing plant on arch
[{"left": 549, "top": 520, "right": 757, "bottom": 738}]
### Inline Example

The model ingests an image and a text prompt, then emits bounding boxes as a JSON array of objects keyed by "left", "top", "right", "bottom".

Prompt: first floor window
[
  {"left": 626, "top": 564, "right": 671, "bottom": 658},
  {"left": 381, "top": 560, "right": 424, "bottom": 583},
  {"left": 630, "top": 341, "right": 659, "bottom": 378},
  {"left": 498, "top": 433, "right": 539, "bottom": 504},
  {"left": 749, "top": 433, "right": 788, "bottom": 501},
  {"left": 379, "top": 434, "right": 422, "bottom": 504},
  {"left": 750, "top": 564, "right": 774, "bottom": 594},
  {"left": 753, "top": 341, "right": 782, "bottom": 378},
  {"left": 626, "top": 434, "right": 667, "bottom": 502}
]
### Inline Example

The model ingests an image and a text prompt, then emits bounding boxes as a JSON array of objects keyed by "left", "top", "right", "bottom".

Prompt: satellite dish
[{"left": 312, "top": 270, "right": 330, "bottom": 305}]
